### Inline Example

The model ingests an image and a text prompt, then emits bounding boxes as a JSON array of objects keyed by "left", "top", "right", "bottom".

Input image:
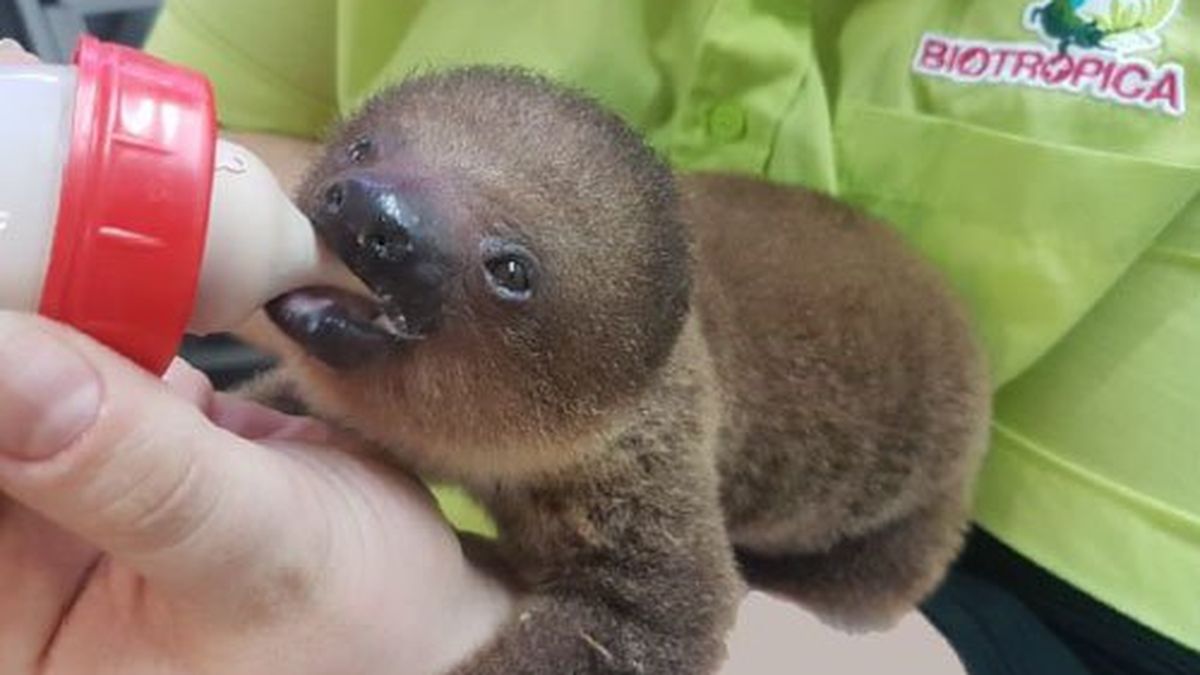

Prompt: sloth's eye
[
  {"left": 484, "top": 254, "right": 535, "bottom": 300},
  {"left": 481, "top": 238, "right": 537, "bottom": 302},
  {"left": 486, "top": 257, "right": 531, "bottom": 293},
  {"left": 347, "top": 136, "right": 375, "bottom": 163}
]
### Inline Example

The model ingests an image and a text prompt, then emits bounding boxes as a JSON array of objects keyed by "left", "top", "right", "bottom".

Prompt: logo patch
[{"left": 913, "top": 1, "right": 1186, "bottom": 117}]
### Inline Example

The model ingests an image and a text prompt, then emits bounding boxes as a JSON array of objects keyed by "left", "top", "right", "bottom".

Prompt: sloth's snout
[
  {"left": 308, "top": 175, "right": 451, "bottom": 339},
  {"left": 318, "top": 177, "right": 418, "bottom": 264}
]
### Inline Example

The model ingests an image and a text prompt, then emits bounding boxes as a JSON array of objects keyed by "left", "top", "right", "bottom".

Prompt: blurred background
[
  {"left": 1, "top": 0, "right": 275, "bottom": 388},
  {"left": 2, "top": 0, "right": 159, "bottom": 63}
]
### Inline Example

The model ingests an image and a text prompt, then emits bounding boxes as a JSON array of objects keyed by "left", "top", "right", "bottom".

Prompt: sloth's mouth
[
  {"left": 266, "top": 286, "right": 414, "bottom": 369},
  {"left": 268, "top": 177, "right": 449, "bottom": 369}
]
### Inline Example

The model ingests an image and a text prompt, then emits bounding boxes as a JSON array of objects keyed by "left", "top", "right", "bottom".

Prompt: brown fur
[
  {"left": 244, "top": 67, "right": 991, "bottom": 674},
  {"left": 686, "top": 175, "right": 991, "bottom": 626}
]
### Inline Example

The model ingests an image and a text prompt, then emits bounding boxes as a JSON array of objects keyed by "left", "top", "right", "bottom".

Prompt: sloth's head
[{"left": 266, "top": 67, "right": 690, "bottom": 479}]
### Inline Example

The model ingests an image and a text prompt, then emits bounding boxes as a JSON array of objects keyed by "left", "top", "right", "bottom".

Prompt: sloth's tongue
[{"left": 266, "top": 287, "right": 405, "bottom": 369}]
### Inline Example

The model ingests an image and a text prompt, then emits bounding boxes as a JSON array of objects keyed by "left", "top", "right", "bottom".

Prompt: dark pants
[{"left": 921, "top": 529, "right": 1200, "bottom": 675}]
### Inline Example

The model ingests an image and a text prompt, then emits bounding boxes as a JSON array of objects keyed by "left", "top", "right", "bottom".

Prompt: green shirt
[{"left": 147, "top": 0, "right": 1200, "bottom": 650}]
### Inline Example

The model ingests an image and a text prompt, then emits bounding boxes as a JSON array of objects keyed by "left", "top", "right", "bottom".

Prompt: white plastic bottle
[{"left": 0, "top": 36, "right": 336, "bottom": 373}]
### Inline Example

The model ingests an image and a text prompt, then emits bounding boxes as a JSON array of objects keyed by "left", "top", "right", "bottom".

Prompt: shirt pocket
[{"left": 832, "top": 102, "right": 1200, "bottom": 386}]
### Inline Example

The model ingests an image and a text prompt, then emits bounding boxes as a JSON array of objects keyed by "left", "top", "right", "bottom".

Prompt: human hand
[{"left": 0, "top": 312, "right": 512, "bottom": 675}]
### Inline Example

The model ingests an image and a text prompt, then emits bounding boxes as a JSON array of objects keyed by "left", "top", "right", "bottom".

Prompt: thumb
[{"left": 0, "top": 312, "right": 327, "bottom": 607}]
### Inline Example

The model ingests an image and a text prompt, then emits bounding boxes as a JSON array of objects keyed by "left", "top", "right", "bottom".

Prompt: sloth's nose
[
  {"left": 319, "top": 177, "right": 417, "bottom": 263},
  {"left": 310, "top": 175, "right": 451, "bottom": 336}
]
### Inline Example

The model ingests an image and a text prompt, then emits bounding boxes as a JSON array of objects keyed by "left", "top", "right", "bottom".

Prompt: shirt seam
[{"left": 989, "top": 420, "right": 1200, "bottom": 538}]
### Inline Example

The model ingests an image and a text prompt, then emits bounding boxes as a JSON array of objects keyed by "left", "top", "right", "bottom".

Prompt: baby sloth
[{"left": 257, "top": 67, "right": 990, "bottom": 674}]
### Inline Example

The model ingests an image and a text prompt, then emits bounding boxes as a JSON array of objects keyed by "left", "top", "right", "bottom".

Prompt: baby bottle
[{"left": 0, "top": 35, "right": 332, "bottom": 373}]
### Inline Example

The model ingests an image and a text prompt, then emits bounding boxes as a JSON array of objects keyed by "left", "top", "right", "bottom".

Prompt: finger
[
  {"left": 0, "top": 39, "right": 40, "bottom": 65},
  {"left": 206, "top": 392, "right": 332, "bottom": 442},
  {"left": 162, "top": 358, "right": 330, "bottom": 443},
  {"left": 162, "top": 358, "right": 216, "bottom": 409},
  {"left": 0, "top": 313, "right": 329, "bottom": 618}
]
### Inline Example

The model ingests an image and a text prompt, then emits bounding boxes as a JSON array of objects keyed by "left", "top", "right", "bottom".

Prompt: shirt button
[{"left": 707, "top": 102, "right": 747, "bottom": 142}]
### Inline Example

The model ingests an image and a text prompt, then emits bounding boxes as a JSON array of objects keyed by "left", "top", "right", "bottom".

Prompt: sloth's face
[
  {"left": 267, "top": 131, "right": 541, "bottom": 371},
  {"left": 270, "top": 131, "right": 542, "bottom": 367},
  {"left": 264, "top": 69, "right": 689, "bottom": 476}
]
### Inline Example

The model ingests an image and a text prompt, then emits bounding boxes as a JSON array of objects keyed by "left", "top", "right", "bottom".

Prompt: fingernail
[{"left": 0, "top": 318, "right": 101, "bottom": 460}]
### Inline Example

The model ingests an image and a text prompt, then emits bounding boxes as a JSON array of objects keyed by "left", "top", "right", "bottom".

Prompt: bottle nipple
[{"left": 187, "top": 139, "right": 353, "bottom": 335}]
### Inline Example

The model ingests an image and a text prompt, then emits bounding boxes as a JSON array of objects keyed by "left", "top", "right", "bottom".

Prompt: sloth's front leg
[{"left": 455, "top": 449, "right": 740, "bottom": 674}]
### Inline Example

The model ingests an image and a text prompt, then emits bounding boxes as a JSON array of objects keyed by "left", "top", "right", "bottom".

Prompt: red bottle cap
[{"left": 38, "top": 35, "right": 216, "bottom": 374}]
